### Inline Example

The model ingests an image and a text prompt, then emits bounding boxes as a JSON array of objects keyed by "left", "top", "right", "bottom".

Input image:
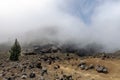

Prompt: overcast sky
[{"left": 0, "top": 0, "right": 120, "bottom": 52}]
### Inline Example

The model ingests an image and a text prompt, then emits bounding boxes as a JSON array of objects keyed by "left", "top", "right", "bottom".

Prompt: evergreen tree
[{"left": 9, "top": 39, "right": 21, "bottom": 61}]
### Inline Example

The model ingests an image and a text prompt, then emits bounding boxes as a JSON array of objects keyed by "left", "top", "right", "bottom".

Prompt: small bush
[{"left": 9, "top": 39, "right": 21, "bottom": 61}]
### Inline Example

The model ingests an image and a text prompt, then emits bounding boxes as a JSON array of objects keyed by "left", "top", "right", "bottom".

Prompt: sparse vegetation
[
  {"left": 0, "top": 52, "right": 120, "bottom": 80},
  {"left": 9, "top": 39, "right": 21, "bottom": 61}
]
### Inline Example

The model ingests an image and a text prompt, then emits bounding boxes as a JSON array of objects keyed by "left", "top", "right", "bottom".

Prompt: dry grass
[{"left": 0, "top": 52, "right": 120, "bottom": 80}]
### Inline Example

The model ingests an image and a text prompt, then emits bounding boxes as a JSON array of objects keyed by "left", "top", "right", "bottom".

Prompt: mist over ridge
[{"left": 0, "top": 0, "right": 120, "bottom": 52}]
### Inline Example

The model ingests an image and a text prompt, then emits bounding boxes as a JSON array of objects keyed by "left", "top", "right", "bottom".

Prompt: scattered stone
[
  {"left": 62, "top": 75, "right": 73, "bottom": 80},
  {"left": 29, "top": 63, "right": 35, "bottom": 69},
  {"left": 23, "top": 65, "right": 27, "bottom": 69},
  {"left": 47, "top": 59, "right": 52, "bottom": 65},
  {"left": 36, "top": 62, "right": 42, "bottom": 69},
  {"left": 4, "top": 77, "right": 15, "bottom": 80},
  {"left": 96, "top": 65, "right": 108, "bottom": 73},
  {"left": 88, "top": 64, "right": 94, "bottom": 69},
  {"left": 21, "top": 73, "right": 27, "bottom": 79},
  {"left": 29, "top": 72, "right": 36, "bottom": 78},
  {"left": 85, "top": 66, "right": 89, "bottom": 70},
  {"left": 80, "top": 64, "right": 86, "bottom": 70},
  {"left": 1, "top": 64, "right": 5, "bottom": 68},
  {"left": 54, "top": 65, "right": 60, "bottom": 70},
  {"left": 0, "top": 73, "right": 2, "bottom": 77},
  {"left": 7, "top": 77, "right": 12, "bottom": 80},
  {"left": 78, "top": 61, "right": 87, "bottom": 70},
  {"left": 41, "top": 68, "right": 48, "bottom": 76},
  {"left": 78, "top": 61, "right": 86, "bottom": 66},
  {"left": 1, "top": 72, "right": 6, "bottom": 77}
]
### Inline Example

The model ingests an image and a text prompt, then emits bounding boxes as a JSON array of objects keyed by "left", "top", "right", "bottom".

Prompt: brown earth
[{"left": 0, "top": 52, "right": 120, "bottom": 80}]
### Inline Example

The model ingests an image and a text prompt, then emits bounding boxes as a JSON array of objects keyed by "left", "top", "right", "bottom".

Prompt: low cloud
[{"left": 0, "top": 0, "right": 120, "bottom": 52}]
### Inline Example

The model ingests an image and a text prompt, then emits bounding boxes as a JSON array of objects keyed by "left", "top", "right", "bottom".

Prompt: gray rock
[
  {"left": 29, "top": 72, "right": 36, "bottom": 78},
  {"left": 85, "top": 66, "right": 89, "bottom": 70},
  {"left": 21, "top": 73, "right": 27, "bottom": 79},
  {"left": 29, "top": 64, "right": 35, "bottom": 69},
  {"left": 36, "top": 62, "right": 42, "bottom": 69},
  {"left": 80, "top": 65, "right": 86, "bottom": 70},
  {"left": 62, "top": 75, "right": 73, "bottom": 80},
  {"left": 4, "top": 77, "right": 15, "bottom": 80},
  {"left": 89, "top": 64, "right": 94, "bottom": 69},
  {"left": 54, "top": 65, "right": 60, "bottom": 70},
  {"left": 41, "top": 68, "right": 48, "bottom": 76},
  {"left": 96, "top": 65, "right": 108, "bottom": 73}
]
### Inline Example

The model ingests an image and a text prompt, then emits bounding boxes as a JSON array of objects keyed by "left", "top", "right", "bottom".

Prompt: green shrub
[{"left": 9, "top": 39, "right": 21, "bottom": 61}]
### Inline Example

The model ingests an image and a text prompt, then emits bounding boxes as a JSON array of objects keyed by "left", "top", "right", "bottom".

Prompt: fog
[{"left": 0, "top": 0, "right": 120, "bottom": 52}]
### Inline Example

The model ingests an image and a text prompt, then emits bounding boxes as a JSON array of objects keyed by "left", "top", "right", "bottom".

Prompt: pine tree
[{"left": 9, "top": 39, "right": 21, "bottom": 61}]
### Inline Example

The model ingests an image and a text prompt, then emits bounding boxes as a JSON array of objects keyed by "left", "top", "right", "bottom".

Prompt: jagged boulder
[
  {"left": 36, "top": 62, "right": 42, "bottom": 69},
  {"left": 78, "top": 61, "right": 86, "bottom": 70},
  {"left": 96, "top": 65, "right": 108, "bottom": 73},
  {"left": 21, "top": 73, "right": 27, "bottom": 79},
  {"left": 88, "top": 64, "right": 94, "bottom": 69},
  {"left": 29, "top": 72, "right": 36, "bottom": 78}
]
